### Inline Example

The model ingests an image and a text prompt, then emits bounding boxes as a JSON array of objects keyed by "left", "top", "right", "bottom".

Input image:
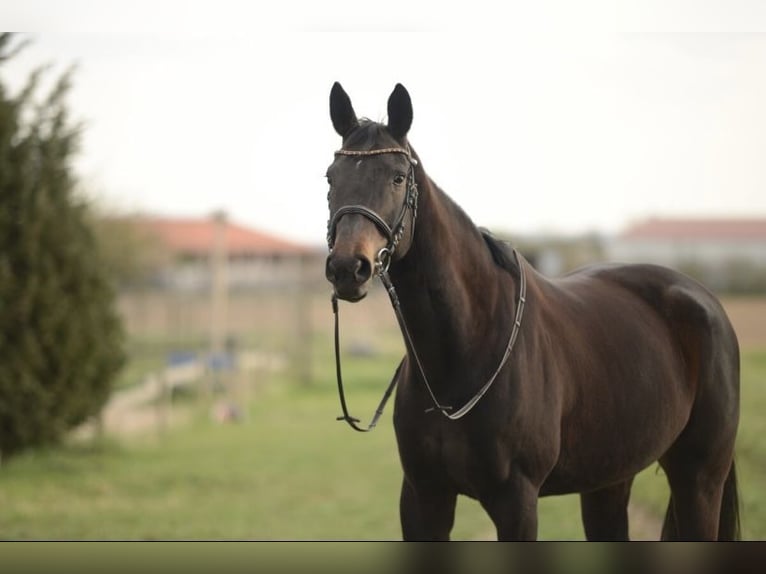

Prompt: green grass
[
  {"left": 0, "top": 377, "right": 481, "bottom": 539},
  {"left": 726, "top": 349, "right": 766, "bottom": 539},
  {"left": 0, "top": 338, "right": 763, "bottom": 539},
  {"left": 0, "top": 340, "right": 580, "bottom": 540}
]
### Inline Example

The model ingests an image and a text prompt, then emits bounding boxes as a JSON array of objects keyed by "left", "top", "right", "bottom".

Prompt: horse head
[{"left": 325, "top": 82, "right": 418, "bottom": 302}]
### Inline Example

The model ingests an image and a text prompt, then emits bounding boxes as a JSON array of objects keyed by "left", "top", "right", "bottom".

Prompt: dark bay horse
[{"left": 324, "top": 82, "right": 740, "bottom": 540}]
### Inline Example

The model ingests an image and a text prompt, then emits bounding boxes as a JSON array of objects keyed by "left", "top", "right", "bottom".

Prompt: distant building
[
  {"left": 609, "top": 218, "right": 766, "bottom": 292},
  {"left": 609, "top": 218, "right": 766, "bottom": 267},
  {"left": 135, "top": 215, "right": 324, "bottom": 291}
]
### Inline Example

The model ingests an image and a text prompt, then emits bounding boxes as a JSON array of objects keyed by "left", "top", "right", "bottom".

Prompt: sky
[{"left": 3, "top": 1, "right": 766, "bottom": 245}]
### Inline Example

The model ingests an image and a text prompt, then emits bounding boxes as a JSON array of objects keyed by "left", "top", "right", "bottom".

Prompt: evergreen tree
[{"left": 0, "top": 34, "right": 125, "bottom": 458}]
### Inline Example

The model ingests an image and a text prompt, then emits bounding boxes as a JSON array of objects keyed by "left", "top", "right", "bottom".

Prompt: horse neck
[{"left": 389, "top": 155, "right": 517, "bottom": 387}]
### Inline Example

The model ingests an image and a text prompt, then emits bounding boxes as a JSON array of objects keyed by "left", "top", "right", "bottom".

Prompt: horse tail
[
  {"left": 718, "top": 460, "right": 741, "bottom": 540},
  {"left": 660, "top": 495, "right": 677, "bottom": 540}
]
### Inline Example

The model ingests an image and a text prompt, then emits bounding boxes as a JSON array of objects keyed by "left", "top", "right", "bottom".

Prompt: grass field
[{"left": 0, "top": 292, "right": 763, "bottom": 540}]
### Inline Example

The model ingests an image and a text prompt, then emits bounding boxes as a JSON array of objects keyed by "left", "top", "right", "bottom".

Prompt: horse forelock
[{"left": 343, "top": 119, "right": 400, "bottom": 150}]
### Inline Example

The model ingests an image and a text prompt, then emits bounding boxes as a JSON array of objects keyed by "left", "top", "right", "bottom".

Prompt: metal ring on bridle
[{"left": 375, "top": 247, "right": 392, "bottom": 276}]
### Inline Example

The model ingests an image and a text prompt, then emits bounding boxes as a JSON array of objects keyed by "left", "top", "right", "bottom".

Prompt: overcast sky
[{"left": 3, "top": 1, "right": 766, "bottom": 244}]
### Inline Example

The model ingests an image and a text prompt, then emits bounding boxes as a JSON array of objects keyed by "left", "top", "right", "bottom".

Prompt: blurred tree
[
  {"left": 89, "top": 211, "right": 171, "bottom": 290},
  {"left": 0, "top": 34, "right": 125, "bottom": 459}
]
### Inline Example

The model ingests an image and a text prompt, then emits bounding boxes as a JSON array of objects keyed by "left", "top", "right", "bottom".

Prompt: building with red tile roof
[
  {"left": 139, "top": 216, "right": 316, "bottom": 259},
  {"left": 609, "top": 217, "right": 766, "bottom": 291},
  {"left": 618, "top": 218, "right": 766, "bottom": 242},
  {"left": 130, "top": 214, "right": 323, "bottom": 291}
]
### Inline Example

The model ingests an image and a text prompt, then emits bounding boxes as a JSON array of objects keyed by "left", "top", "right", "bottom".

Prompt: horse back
[{"left": 563, "top": 262, "right": 740, "bottom": 366}]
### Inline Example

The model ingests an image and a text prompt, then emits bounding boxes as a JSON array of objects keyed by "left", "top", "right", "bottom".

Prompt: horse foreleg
[
  {"left": 579, "top": 478, "right": 633, "bottom": 541},
  {"left": 399, "top": 477, "right": 457, "bottom": 541},
  {"left": 480, "top": 473, "right": 540, "bottom": 541}
]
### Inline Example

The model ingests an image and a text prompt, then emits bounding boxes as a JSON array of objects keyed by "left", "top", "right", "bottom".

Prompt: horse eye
[{"left": 393, "top": 174, "right": 406, "bottom": 185}]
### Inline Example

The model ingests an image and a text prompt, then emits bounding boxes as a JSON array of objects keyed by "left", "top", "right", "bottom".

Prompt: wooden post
[
  {"left": 209, "top": 210, "right": 229, "bottom": 395},
  {"left": 294, "top": 253, "right": 312, "bottom": 386},
  {"left": 156, "top": 370, "right": 168, "bottom": 436}
]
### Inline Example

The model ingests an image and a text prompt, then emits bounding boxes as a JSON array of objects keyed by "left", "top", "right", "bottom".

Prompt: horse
[{"left": 323, "top": 82, "right": 740, "bottom": 541}]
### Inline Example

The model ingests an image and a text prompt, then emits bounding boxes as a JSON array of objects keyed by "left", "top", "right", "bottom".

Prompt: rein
[{"left": 328, "top": 146, "right": 528, "bottom": 431}]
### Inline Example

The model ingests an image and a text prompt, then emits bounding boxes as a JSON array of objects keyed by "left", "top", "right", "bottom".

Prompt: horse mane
[{"left": 480, "top": 228, "right": 520, "bottom": 277}]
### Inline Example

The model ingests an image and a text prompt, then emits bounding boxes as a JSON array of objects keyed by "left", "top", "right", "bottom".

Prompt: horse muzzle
[{"left": 325, "top": 252, "right": 374, "bottom": 302}]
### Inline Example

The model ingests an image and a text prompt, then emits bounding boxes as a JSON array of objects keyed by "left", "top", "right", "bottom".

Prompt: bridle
[
  {"left": 326, "top": 146, "right": 527, "bottom": 432},
  {"left": 326, "top": 146, "right": 419, "bottom": 275}
]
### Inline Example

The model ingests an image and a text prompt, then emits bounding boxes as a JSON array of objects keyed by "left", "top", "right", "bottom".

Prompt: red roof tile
[
  {"left": 135, "top": 216, "right": 315, "bottom": 257},
  {"left": 620, "top": 218, "right": 766, "bottom": 241}
]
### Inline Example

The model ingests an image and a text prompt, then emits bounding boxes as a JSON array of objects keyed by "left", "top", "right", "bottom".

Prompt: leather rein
[{"left": 327, "top": 146, "right": 527, "bottom": 432}]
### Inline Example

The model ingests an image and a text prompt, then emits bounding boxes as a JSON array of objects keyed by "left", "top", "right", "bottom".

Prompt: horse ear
[
  {"left": 387, "top": 83, "right": 413, "bottom": 140},
  {"left": 330, "top": 82, "right": 358, "bottom": 138}
]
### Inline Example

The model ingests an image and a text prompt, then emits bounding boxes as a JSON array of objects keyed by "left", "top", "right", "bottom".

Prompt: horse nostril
[
  {"left": 353, "top": 256, "right": 372, "bottom": 284},
  {"left": 325, "top": 256, "right": 338, "bottom": 283}
]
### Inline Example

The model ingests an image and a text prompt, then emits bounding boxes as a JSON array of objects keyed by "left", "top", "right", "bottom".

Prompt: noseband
[{"left": 326, "top": 147, "right": 419, "bottom": 274}]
